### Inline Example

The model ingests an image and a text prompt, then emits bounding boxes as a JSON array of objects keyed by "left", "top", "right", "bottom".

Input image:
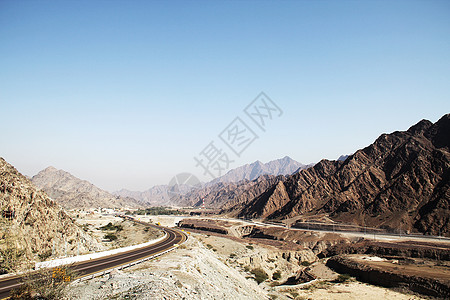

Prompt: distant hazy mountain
[
  {"left": 114, "top": 185, "right": 170, "bottom": 206},
  {"left": 32, "top": 167, "right": 142, "bottom": 209},
  {"left": 114, "top": 156, "right": 310, "bottom": 206},
  {"left": 211, "top": 156, "right": 309, "bottom": 184},
  {"left": 337, "top": 155, "right": 350, "bottom": 161}
]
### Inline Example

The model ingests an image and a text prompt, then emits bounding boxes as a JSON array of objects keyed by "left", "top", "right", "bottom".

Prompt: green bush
[
  {"left": 246, "top": 245, "right": 254, "bottom": 250},
  {"left": 335, "top": 273, "right": 352, "bottom": 283},
  {"left": 131, "top": 207, "right": 184, "bottom": 216},
  {"left": 100, "top": 222, "right": 123, "bottom": 232},
  {"left": 272, "top": 270, "right": 281, "bottom": 280},
  {"left": 104, "top": 233, "right": 118, "bottom": 241},
  {"left": 38, "top": 250, "right": 52, "bottom": 261},
  {"left": 251, "top": 268, "right": 268, "bottom": 284}
]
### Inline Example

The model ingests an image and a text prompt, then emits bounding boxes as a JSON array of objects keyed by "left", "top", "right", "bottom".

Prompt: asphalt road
[{"left": 0, "top": 223, "right": 187, "bottom": 299}]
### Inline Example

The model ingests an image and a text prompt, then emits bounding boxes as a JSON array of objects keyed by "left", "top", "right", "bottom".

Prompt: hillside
[
  {"left": 227, "top": 114, "right": 450, "bottom": 236},
  {"left": 169, "top": 175, "right": 283, "bottom": 208},
  {"left": 0, "top": 158, "right": 102, "bottom": 272},
  {"left": 32, "top": 167, "right": 142, "bottom": 209}
]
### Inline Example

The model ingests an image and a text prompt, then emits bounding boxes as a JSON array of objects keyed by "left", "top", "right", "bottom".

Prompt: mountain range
[
  {"left": 114, "top": 156, "right": 309, "bottom": 205},
  {"left": 223, "top": 114, "right": 449, "bottom": 236},
  {"left": 210, "top": 156, "right": 311, "bottom": 184}
]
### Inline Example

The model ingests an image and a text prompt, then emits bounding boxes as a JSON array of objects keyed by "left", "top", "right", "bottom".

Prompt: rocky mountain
[
  {"left": 114, "top": 156, "right": 310, "bottom": 207},
  {"left": 0, "top": 158, "right": 102, "bottom": 272},
  {"left": 169, "top": 175, "right": 283, "bottom": 208},
  {"left": 211, "top": 156, "right": 309, "bottom": 184},
  {"left": 227, "top": 114, "right": 450, "bottom": 236},
  {"left": 114, "top": 185, "right": 171, "bottom": 206},
  {"left": 32, "top": 167, "right": 142, "bottom": 210}
]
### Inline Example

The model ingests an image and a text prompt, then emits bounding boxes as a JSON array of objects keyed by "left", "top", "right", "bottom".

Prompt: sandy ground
[
  {"left": 276, "top": 280, "right": 427, "bottom": 300},
  {"left": 75, "top": 213, "right": 162, "bottom": 249}
]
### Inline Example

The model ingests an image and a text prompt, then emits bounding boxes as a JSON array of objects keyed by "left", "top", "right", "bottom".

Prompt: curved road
[{"left": 0, "top": 223, "right": 187, "bottom": 299}]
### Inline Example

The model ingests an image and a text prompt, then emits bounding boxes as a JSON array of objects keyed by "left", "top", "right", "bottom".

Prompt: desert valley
[{"left": 1, "top": 114, "right": 449, "bottom": 299}]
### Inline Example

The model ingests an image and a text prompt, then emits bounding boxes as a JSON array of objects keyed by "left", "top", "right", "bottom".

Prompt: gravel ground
[{"left": 67, "top": 236, "right": 269, "bottom": 300}]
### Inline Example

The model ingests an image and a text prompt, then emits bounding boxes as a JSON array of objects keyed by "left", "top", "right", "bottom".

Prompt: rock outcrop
[
  {"left": 228, "top": 114, "right": 450, "bottom": 236},
  {"left": 0, "top": 158, "right": 102, "bottom": 272},
  {"left": 326, "top": 255, "right": 450, "bottom": 298},
  {"left": 32, "top": 167, "right": 142, "bottom": 209}
]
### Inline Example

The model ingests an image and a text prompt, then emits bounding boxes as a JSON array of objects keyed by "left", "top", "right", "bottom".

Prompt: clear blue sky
[{"left": 1, "top": 0, "right": 449, "bottom": 191}]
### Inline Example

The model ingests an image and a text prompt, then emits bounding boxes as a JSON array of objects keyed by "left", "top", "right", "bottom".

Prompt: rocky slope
[
  {"left": 228, "top": 114, "right": 450, "bottom": 236},
  {"left": 32, "top": 167, "right": 142, "bottom": 209},
  {"left": 0, "top": 158, "right": 102, "bottom": 272},
  {"left": 170, "top": 175, "right": 282, "bottom": 208}
]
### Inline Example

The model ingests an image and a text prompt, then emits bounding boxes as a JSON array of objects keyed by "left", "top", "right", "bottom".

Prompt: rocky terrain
[
  {"left": 0, "top": 158, "right": 103, "bottom": 272},
  {"left": 178, "top": 218, "right": 349, "bottom": 254},
  {"left": 66, "top": 222, "right": 432, "bottom": 300},
  {"left": 176, "top": 217, "right": 450, "bottom": 297},
  {"left": 326, "top": 255, "right": 450, "bottom": 298},
  {"left": 32, "top": 167, "right": 142, "bottom": 209},
  {"left": 224, "top": 114, "right": 450, "bottom": 236},
  {"left": 74, "top": 213, "right": 162, "bottom": 250}
]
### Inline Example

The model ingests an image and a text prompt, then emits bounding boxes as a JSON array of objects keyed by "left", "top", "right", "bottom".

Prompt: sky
[{"left": 1, "top": 0, "right": 449, "bottom": 192}]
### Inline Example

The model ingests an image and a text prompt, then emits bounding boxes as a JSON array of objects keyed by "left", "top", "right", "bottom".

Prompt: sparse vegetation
[
  {"left": 229, "top": 253, "right": 236, "bottom": 259},
  {"left": 38, "top": 250, "right": 52, "bottom": 261},
  {"left": 99, "top": 222, "right": 123, "bottom": 232},
  {"left": 334, "top": 273, "right": 352, "bottom": 283},
  {"left": 272, "top": 270, "right": 281, "bottom": 280},
  {"left": 0, "top": 218, "right": 26, "bottom": 273},
  {"left": 128, "top": 207, "right": 184, "bottom": 216},
  {"left": 300, "top": 261, "right": 311, "bottom": 266},
  {"left": 103, "top": 233, "right": 118, "bottom": 241},
  {"left": 250, "top": 268, "right": 268, "bottom": 284},
  {"left": 246, "top": 245, "right": 254, "bottom": 250},
  {"left": 11, "top": 265, "right": 78, "bottom": 300}
]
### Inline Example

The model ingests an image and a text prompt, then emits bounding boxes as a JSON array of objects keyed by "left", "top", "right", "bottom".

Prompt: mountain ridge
[
  {"left": 225, "top": 114, "right": 450, "bottom": 236},
  {"left": 114, "top": 156, "right": 311, "bottom": 206},
  {"left": 32, "top": 167, "right": 142, "bottom": 209}
]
